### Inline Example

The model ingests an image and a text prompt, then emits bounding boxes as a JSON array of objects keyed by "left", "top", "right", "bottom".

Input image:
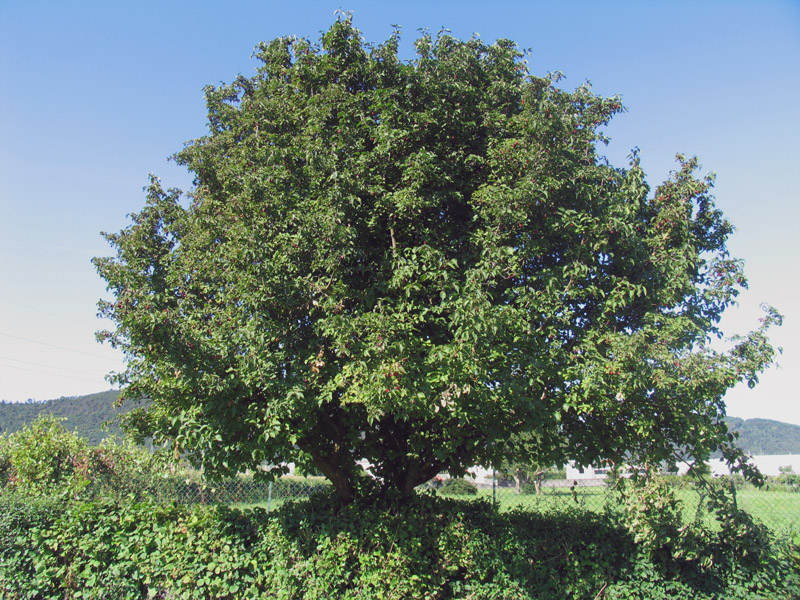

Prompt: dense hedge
[{"left": 1, "top": 492, "right": 796, "bottom": 599}]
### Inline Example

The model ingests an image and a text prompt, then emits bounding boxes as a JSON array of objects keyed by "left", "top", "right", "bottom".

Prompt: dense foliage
[
  {"left": 94, "top": 16, "right": 781, "bottom": 502},
  {"left": 0, "top": 414, "right": 154, "bottom": 500},
  {"left": 0, "top": 493, "right": 795, "bottom": 599}
]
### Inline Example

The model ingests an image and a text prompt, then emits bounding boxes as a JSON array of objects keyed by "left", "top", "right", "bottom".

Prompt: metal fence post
[{"left": 267, "top": 481, "right": 273, "bottom": 512}]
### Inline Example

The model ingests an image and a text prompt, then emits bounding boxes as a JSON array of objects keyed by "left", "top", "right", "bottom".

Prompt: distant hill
[
  {"left": 0, "top": 390, "right": 136, "bottom": 445},
  {"left": 723, "top": 417, "right": 800, "bottom": 456}
]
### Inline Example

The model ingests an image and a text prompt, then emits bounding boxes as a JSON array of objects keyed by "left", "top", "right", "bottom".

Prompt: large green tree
[{"left": 95, "top": 17, "right": 780, "bottom": 503}]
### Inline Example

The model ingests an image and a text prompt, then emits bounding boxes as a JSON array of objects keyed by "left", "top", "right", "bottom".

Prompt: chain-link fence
[
  {"left": 467, "top": 476, "right": 800, "bottom": 536},
  {"left": 91, "top": 473, "right": 329, "bottom": 508},
  {"left": 126, "top": 472, "right": 799, "bottom": 536}
]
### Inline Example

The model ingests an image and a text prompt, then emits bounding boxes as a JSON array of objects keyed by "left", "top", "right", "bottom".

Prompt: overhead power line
[
  {"left": 0, "top": 297, "right": 86, "bottom": 326},
  {"left": 0, "top": 355, "right": 106, "bottom": 377},
  {"left": 0, "top": 361, "right": 106, "bottom": 384},
  {"left": 0, "top": 332, "right": 121, "bottom": 362}
]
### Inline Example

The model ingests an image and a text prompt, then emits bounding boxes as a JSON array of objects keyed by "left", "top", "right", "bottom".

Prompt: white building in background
[
  {"left": 698, "top": 454, "right": 798, "bottom": 477},
  {"left": 565, "top": 455, "right": 800, "bottom": 480},
  {"left": 565, "top": 462, "right": 645, "bottom": 480},
  {"left": 566, "top": 463, "right": 610, "bottom": 480},
  {"left": 281, "top": 456, "right": 798, "bottom": 484}
]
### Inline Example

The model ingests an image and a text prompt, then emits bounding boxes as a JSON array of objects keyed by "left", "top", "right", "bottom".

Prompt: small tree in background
[
  {"left": 0, "top": 415, "right": 158, "bottom": 499},
  {"left": 498, "top": 432, "right": 554, "bottom": 494},
  {"left": 95, "top": 16, "right": 781, "bottom": 504},
  {"left": 0, "top": 415, "right": 89, "bottom": 496}
]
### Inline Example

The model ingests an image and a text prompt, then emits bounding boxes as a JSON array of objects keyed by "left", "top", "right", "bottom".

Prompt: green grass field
[
  {"left": 464, "top": 485, "right": 800, "bottom": 535},
  {"left": 233, "top": 480, "right": 799, "bottom": 537}
]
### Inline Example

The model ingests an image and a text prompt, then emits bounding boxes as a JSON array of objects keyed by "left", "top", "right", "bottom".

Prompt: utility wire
[
  {"left": 0, "top": 332, "right": 120, "bottom": 362},
  {"left": 0, "top": 361, "right": 106, "bottom": 384},
  {"left": 0, "top": 297, "right": 86, "bottom": 326},
  {"left": 0, "top": 355, "right": 105, "bottom": 377}
]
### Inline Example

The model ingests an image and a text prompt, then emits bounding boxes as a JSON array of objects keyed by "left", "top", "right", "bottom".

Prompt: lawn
[
  {"left": 231, "top": 478, "right": 799, "bottom": 537},
  {"left": 464, "top": 484, "right": 800, "bottom": 536}
]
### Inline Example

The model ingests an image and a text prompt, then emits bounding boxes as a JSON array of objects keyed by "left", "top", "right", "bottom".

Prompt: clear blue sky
[{"left": 1, "top": 1, "right": 798, "bottom": 425}]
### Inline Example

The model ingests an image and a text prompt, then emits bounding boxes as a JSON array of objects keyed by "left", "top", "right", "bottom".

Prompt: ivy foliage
[
  {"left": 0, "top": 494, "right": 795, "bottom": 599},
  {"left": 94, "top": 16, "right": 781, "bottom": 503}
]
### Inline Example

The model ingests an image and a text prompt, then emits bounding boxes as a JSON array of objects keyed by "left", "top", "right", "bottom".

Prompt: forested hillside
[
  {"left": 724, "top": 416, "right": 800, "bottom": 455},
  {"left": 0, "top": 390, "right": 132, "bottom": 445}
]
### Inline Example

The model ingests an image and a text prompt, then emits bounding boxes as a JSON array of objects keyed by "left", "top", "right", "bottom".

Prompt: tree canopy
[{"left": 94, "top": 16, "right": 781, "bottom": 503}]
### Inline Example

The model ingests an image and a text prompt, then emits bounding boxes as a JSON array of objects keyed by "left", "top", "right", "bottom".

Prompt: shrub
[
  {"left": 776, "top": 473, "right": 800, "bottom": 491},
  {"left": 0, "top": 414, "right": 90, "bottom": 497},
  {"left": 520, "top": 481, "right": 543, "bottom": 495},
  {"left": 1, "top": 418, "right": 794, "bottom": 597},
  {"left": 0, "top": 415, "right": 172, "bottom": 505},
  {"left": 439, "top": 477, "right": 479, "bottom": 496}
]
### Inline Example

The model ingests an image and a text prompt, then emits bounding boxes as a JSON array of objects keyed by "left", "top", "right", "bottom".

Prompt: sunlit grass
[
  {"left": 230, "top": 477, "right": 799, "bottom": 536},
  {"left": 465, "top": 484, "right": 800, "bottom": 536}
]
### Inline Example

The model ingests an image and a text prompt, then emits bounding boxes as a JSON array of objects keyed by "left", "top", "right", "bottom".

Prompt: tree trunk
[
  {"left": 297, "top": 405, "right": 357, "bottom": 504},
  {"left": 368, "top": 417, "right": 447, "bottom": 501},
  {"left": 515, "top": 469, "right": 529, "bottom": 494},
  {"left": 398, "top": 461, "right": 444, "bottom": 498},
  {"left": 311, "top": 453, "right": 354, "bottom": 504},
  {"left": 533, "top": 468, "right": 546, "bottom": 495},
  {"left": 296, "top": 436, "right": 356, "bottom": 504}
]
